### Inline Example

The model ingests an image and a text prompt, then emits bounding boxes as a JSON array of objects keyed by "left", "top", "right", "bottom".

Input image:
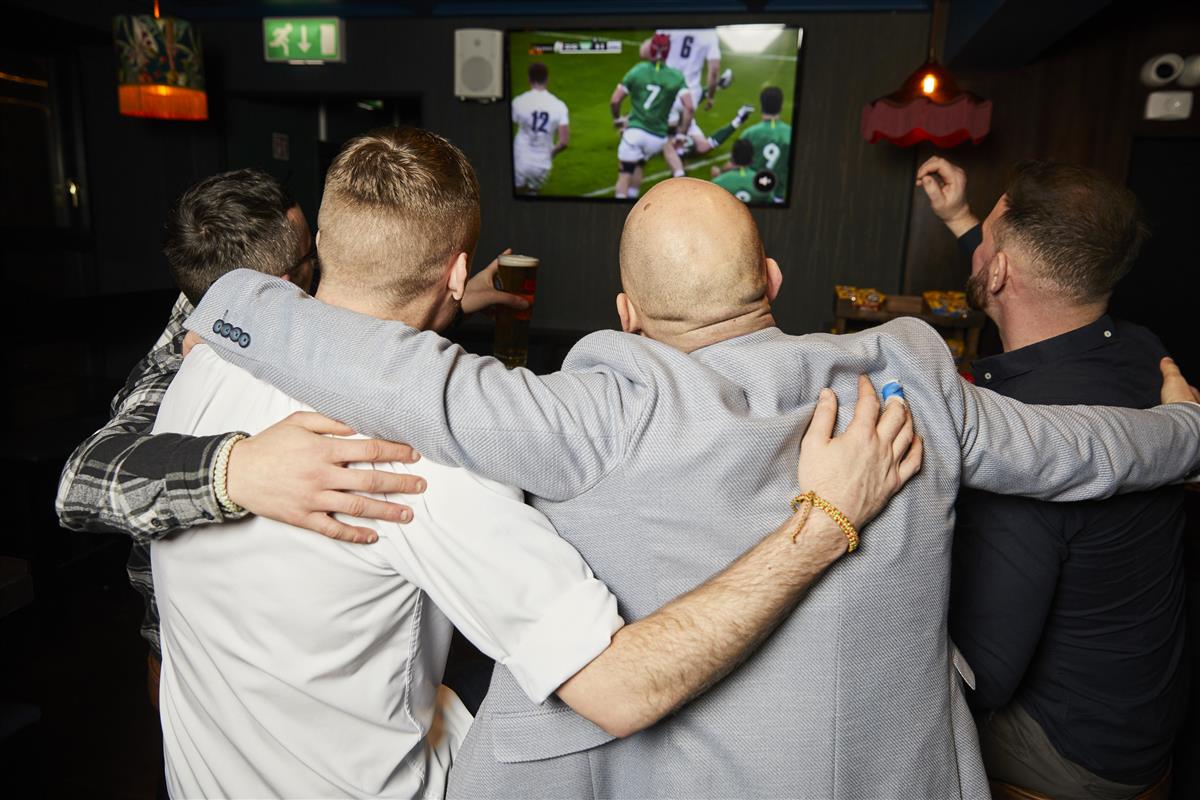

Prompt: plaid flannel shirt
[{"left": 55, "top": 293, "right": 247, "bottom": 656}]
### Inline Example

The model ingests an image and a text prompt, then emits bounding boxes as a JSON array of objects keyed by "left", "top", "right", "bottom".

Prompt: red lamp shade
[
  {"left": 861, "top": 60, "right": 991, "bottom": 148},
  {"left": 113, "top": 13, "right": 208, "bottom": 121}
]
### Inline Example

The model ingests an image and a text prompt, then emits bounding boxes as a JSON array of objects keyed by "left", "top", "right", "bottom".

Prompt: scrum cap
[{"left": 649, "top": 33, "right": 671, "bottom": 62}]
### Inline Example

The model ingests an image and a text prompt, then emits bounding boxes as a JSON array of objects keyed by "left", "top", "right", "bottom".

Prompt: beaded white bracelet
[{"left": 213, "top": 433, "right": 248, "bottom": 516}]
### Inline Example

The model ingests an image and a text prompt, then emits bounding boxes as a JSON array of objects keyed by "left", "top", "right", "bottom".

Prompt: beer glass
[{"left": 492, "top": 254, "right": 539, "bottom": 368}]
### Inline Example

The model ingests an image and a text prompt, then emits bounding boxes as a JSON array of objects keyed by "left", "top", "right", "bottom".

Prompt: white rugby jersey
[
  {"left": 658, "top": 28, "right": 721, "bottom": 90},
  {"left": 512, "top": 88, "right": 569, "bottom": 159}
]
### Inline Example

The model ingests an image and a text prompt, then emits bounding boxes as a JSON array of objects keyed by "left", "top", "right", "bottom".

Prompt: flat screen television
[{"left": 507, "top": 25, "right": 803, "bottom": 206}]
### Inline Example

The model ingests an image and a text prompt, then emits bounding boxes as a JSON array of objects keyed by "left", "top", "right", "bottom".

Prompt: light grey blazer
[{"left": 189, "top": 270, "right": 1200, "bottom": 799}]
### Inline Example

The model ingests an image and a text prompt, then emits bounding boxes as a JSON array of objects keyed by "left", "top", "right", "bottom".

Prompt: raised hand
[
  {"left": 916, "top": 156, "right": 979, "bottom": 237},
  {"left": 226, "top": 411, "right": 426, "bottom": 544},
  {"left": 461, "top": 248, "right": 532, "bottom": 317}
]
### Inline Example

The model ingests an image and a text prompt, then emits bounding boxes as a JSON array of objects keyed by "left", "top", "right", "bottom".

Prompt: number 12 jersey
[{"left": 512, "top": 89, "right": 570, "bottom": 166}]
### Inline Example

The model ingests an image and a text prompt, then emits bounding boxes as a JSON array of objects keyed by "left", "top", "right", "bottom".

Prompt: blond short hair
[{"left": 316, "top": 127, "right": 481, "bottom": 301}]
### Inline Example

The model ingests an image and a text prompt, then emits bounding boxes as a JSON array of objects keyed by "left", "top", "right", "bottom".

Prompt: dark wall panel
[
  {"left": 188, "top": 11, "right": 928, "bottom": 334},
  {"left": 78, "top": 45, "right": 225, "bottom": 296},
  {"left": 902, "top": 0, "right": 1200, "bottom": 298}
]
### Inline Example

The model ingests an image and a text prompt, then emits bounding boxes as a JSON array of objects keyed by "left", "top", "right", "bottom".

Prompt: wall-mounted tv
[{"left": 508, "top": 25, "right": 803, "bottom": 206}]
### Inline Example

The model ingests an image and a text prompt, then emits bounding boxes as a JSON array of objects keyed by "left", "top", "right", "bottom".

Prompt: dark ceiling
[
  {"left": 11, "top": 0, "right": 1126, "bottom": 69},
  {"left": 19, "top": 0, "right": 931, "bottom": 29},
  {"left": 944, "top": 0, "right": 1115, "bottom": 68}
]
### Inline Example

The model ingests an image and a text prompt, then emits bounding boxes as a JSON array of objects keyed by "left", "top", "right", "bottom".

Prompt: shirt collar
[{"left": 972, "top": 314, "right": 1117, "bottom": 386}]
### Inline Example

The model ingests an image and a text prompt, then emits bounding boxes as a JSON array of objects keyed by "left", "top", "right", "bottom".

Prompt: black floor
[
  {"left": 1, "top": 537, "right": 163, "bottom": 800},
  {"left": 0, "top": 533, "right": 495, "bottom": 800}
]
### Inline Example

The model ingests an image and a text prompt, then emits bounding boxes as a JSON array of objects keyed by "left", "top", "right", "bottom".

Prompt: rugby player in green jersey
[
  {"left": 610, "top": 34, "right": 691, "bottom": 200},
  {"left": 711, "top": 138, "right": 773, "bottom": 204},
  {"left": 718, "top": 86, "right": 792, "bottom": 203}
]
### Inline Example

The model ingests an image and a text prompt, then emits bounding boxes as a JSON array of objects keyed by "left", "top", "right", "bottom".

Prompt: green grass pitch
[{"left": 508, "top": 28, "right": 800, "bottom": 199}]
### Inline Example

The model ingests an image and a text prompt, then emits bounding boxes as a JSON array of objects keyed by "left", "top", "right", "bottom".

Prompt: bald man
[{"left": 186, "top": 177, "right": 1200, "bottom": 799}]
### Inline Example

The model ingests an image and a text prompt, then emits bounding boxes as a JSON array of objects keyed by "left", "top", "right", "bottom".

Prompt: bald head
[{"left": 620, "top": 178, "right": 769, "bottom": 333}]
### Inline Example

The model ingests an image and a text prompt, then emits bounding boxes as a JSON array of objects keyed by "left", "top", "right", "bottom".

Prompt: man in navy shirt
[{"left": 918, "top": 156, "right": 1185, "bottom": 799}]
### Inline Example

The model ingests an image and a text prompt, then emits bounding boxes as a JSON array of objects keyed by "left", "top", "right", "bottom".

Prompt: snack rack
[{"left": 832, "top": 292, "right": 986, "bottom": 367}]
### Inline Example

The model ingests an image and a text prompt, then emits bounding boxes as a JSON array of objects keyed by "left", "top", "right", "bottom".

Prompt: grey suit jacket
[{"left": 188, "top": 270, "right": 1200, "bottom": 799}]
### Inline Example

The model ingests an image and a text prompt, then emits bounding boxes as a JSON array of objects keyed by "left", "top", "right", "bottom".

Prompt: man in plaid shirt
[{"left": 54, "top": 169, "right": 435, "bottom": 683}]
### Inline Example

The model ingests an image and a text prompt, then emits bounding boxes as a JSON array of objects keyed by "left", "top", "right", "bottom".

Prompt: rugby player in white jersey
[
  {"left": 657, "top": 27, "right": 753, "bottom": 158},
  {"left": 511, "top": 62, "right": 569, "bottom": 195},
  {"left": 658, "top": 28, "right": 721, "bottom": 123}
]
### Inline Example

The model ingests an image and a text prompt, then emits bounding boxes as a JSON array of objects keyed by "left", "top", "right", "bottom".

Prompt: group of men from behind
[{"left": 56, "top": 124, "right": 1200, "bottom": 799}]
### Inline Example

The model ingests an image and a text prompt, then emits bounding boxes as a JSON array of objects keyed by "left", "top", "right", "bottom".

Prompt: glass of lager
[{"left": 492, "top": 253, "right": 539, "bottom": 368}]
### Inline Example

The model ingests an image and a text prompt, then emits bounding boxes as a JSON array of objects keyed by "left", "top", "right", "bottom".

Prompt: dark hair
[
  {"left": 528, "top": 62, "right": 548, "bottom": 85},
  {"left": 164, "top": 168, "right": 299, "bottom": 305},
  {"left": 731, "top": 138, "right": 754, "bottom": 166},
  {"left": 760, "top": 86, "right": 784, "bottom": 116},
  {"left": 997, "top": 160, "right": 1147, "bottom": 303}
]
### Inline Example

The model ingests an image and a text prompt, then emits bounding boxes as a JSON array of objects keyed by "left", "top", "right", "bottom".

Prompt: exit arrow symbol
[{"left": 298, "top": 26, "right": 311, "bottom": 52}]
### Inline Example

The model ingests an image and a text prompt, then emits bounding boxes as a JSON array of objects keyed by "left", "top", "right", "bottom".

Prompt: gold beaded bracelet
[
  {"left": 789, "top": 490, "right": 860, "bottom": 553},
  {"left": 213, "top": 433, "right": 248, "bottom": 516}
]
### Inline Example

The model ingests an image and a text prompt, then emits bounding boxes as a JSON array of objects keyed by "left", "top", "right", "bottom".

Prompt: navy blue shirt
[{"left": 949, "top": 226, "right": 1187, "bottom": 784}]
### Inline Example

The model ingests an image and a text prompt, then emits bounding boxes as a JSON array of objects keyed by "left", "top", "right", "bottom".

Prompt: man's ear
[
  {"left": 765, "top": 257, "right": 783, "bottom": 302},
  {"left": 990, "top": 251, "right": 1010, "bottom": 296},
  {"left": 448, "top": 252, "right": 469, "bottom": 301},
  {"left": 616, "top": 292, "right": 641, "bottom": 334},
  {"left": 279, "top": 229, "right": 319, "bottom": 287}
]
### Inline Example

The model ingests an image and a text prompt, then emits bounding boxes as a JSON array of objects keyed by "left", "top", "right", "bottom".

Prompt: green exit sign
[{"left": 263, "top": 17, "right": 344, "bottom": 63}]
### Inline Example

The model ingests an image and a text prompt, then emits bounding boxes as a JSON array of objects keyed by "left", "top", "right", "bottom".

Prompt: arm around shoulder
[
  {"left": 959, "top": 376, "right": 1200, "bottom": 500},
  {"left": 186, "top": 270, "right": 638, "bottom": 500},
  {"left": 557, "top": 377, "right": 923, "bottom": 737},
  {"left": 556, "top": 508, "right": 848, "bottom": 738},
  {"left": 56, "top": 339, "right": 242, "bottom": 540}
]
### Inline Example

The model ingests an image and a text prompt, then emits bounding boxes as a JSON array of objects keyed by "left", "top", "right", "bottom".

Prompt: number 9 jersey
[{"left": 738, "top": 118, "right": 792, "bottom": 201}]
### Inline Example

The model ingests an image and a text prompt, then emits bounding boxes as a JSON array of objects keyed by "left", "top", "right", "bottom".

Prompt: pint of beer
[{"left": 492, "top": 254, "right": 539, "bottom": 368}]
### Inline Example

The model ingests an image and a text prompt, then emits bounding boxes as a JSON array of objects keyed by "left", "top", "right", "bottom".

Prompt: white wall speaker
[
  {"left": 1145, "top": 91, "right": 1193, "bottom": 121},
  {"left": 455, "top": 28, "right": 503, "bottom": 102}
]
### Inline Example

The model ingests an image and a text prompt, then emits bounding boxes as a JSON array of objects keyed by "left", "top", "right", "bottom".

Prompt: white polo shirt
[{"left": 151, "top": 346, "right": 623, "bottom": 799}]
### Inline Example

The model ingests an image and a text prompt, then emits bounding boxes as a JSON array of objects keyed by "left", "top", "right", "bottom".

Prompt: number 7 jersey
[
  {"left": 512, "top": 89, "right": 570, "bottom": 164},
  {"left": 620, "top": 60, "right": 687, "bottom": 138},
  {"left": 739, "top": 119, "right": 792, "bottom": 199}
]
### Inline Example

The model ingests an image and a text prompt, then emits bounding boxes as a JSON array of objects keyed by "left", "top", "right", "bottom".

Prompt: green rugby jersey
[
  {"left": 621, "top": 60, "right": 687, "bottom": 138},
  {"left": 713, "top": 167, "right": 773, "bottom": 204},
  {"left": 739, "top": 119, "right": 792, "bottom": 197}
]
